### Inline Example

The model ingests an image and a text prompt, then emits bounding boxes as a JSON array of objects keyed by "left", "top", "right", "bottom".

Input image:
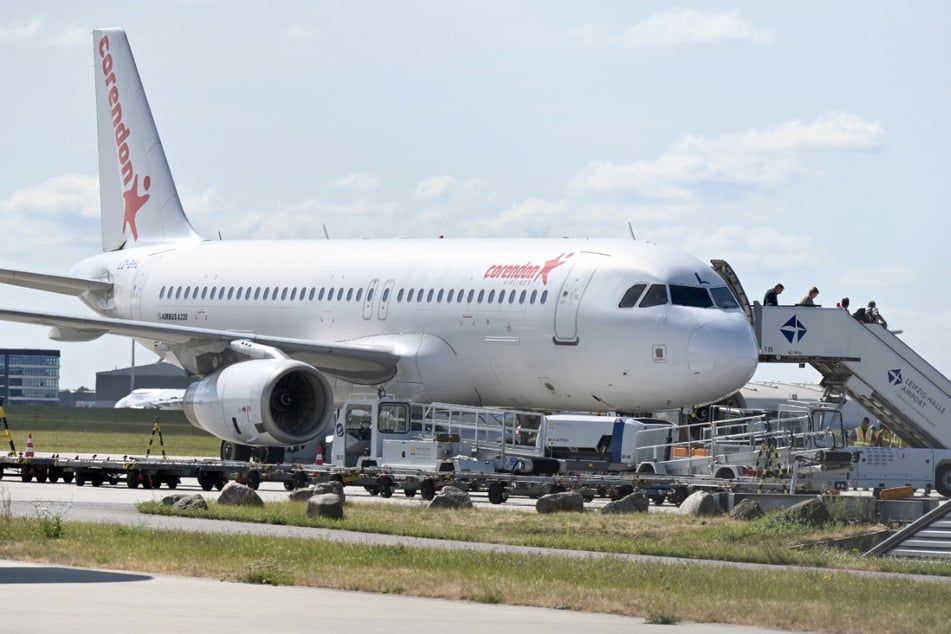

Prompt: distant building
[
  {"left": 58, "top": 388, "right": 97, "bottom": 408},
  {"left": 95, "top": 362, "right": 190, "bottom": 407},
  {"left": 0, "top": 349, "right": 60, "bottom": 406}
]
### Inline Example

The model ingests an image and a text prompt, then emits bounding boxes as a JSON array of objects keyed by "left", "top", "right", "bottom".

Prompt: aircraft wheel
[{"left": 221, "top": 441, "right": 252, "bottom": 462}]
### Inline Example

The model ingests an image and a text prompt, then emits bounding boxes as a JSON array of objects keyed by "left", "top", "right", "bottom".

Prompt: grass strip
[{"left": 0, "top": 515, "right": 948, "bottom": 634}]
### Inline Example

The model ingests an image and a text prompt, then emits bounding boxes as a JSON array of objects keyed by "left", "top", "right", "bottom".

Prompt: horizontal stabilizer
[{"left": 0, "top": 268, "right": 113, "bottom": 296}]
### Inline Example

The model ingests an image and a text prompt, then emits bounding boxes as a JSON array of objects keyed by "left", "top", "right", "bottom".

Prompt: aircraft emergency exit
[{"left": 0, "top": 28, "right": 758, "bottom": 458}]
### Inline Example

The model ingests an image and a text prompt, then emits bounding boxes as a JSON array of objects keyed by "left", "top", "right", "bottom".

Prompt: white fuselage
[{"left": 71, "top": 237, "right": 758, "bottom": 412}]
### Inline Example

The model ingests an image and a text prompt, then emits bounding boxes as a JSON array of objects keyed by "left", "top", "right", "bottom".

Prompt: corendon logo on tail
[
  {"left": 98, "top": 35, "right": 151, "bottom": 241},
  {"left": 483, "top": 252, "right": 573, "bottom": 285}
]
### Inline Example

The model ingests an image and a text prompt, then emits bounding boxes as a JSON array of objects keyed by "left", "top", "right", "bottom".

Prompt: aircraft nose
[{"left": 687, "top": 318, "right": 758, "bottom": 400}]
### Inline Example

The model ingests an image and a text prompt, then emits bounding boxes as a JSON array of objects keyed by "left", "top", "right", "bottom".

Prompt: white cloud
[
  {"left": 568, "top": 112, "right": 884, "bottom": 199},
  {"left": 283, "top": 25, "right": 317, "bottom": 41},
  {"left": 0, "top": 19, "right": 42, "bottom": 42},
  {"left": 332, "top": 172, "right": 380, "bottom": 192},
  {"left": 40, "top": 23, "right": 87, "bottom": 48},
  {"left": 414, "top": 175, "right": 456, "bottom": 200},
  {"left": 574, "top": 10, "right": 771, "bottom": 49},
  {"left": 1, "top": 173, "right": 99, "bottom": 218}
]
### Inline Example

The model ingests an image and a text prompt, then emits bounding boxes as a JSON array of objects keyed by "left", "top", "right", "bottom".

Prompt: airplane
[{"left": 0, "top": 28, "right": 759, "bottom": 461}]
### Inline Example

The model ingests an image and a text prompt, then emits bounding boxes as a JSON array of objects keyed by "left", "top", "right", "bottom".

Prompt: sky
[{"left": 1, "top": 2, "right": 950, "bottom": 391}]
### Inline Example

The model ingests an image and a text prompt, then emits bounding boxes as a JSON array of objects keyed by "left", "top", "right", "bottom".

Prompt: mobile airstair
[{"left": 752, "top": 304, "right": 951, "bottom": 449}]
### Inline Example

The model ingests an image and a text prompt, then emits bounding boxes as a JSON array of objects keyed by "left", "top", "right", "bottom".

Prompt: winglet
[{"left": 93, "top": 28, "right": 201, "bottom": 251}]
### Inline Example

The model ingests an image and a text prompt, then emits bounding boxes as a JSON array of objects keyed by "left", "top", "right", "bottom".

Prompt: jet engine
[{"left": 183, "top": 359, "right": 335, "bottom": 447}]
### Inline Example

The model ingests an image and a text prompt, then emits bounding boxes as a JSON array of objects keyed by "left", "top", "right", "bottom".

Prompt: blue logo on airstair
[
  {"left": 888, "top": 369, "right": 903, "bottom": 386},
  {"left": 780, "top": 315, "right": 807, "bottom": 343}
]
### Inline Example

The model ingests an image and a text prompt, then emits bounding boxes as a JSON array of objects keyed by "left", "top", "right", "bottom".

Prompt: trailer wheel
[
  {"left": 48, "top": 468, "right": 60, "bottom": 484},
  {"left": 420, "top": 479, "right": 436, "bottom": 501},
  {"left": 62, "top": 472, "right": 73, "bottom": 484},
  {"left": 0, "top": 466, "right": 4, "bottom": 480},
  {"left": 127, "top": 471, "right": 140, "bottom": 489},
  {"left": 75, "top": 474, "right": 85, "bottom": 487},
  {"left": 488, "top": 482, "right": 507, "bottom": 505},
  {"left": 149, "top": 474, "right": 163, "bottom": 490},
  {"left": 167, "top": 477, "right": 179, "bottom": 490},
  {"left": 35, "top": 468, "right": 48, "bottom": 483},
  {"left": 650, "top": 495, "right": 667, "bottom": 506},
  {"left": 20, "top": 469, "right": 32, "bottom": 483},
  {"left": 283, "top": 481, "right": 297, "bottom": 491},
  {"left": 91, "top": 473, "right": 103, "bottom": 487},
  {"left": 378, "top": 477, "right": 395, "bottom": 498},
  {"left": 365, "top": 486, "right": 380, "bottom": 496},
  {"left": 197, "top": 471, "right": 215, "bottom": 491},
  {"left": 246, "top": 470, "right": 261, "bottom": 490},
  {"left": 669, "top": 486, "right": 689, "bottom": 506},
  {"left": 935, "top": 464, "right": 951, "bottom": 497},
  {"left": 404, "top": 488, "right": 417, "bottom": 498},
  {"left": 612, "top": 485, "right": 634, "bottom": 500},
  {"left": 214, "top": 477, "right": 226, "bottom": 491}
]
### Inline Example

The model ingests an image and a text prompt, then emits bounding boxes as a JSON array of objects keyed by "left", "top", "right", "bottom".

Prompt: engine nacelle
[{"left": 183, "top": 359, "right": 334, "bottom": 446}]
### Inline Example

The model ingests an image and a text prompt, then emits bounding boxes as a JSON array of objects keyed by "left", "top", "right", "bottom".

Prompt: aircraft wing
[
  {"left": 0, "top": 307, "right": 399, "bottom": 383},
  {"left": 0, "top": 268, "right": 113, "bottom": 296}
]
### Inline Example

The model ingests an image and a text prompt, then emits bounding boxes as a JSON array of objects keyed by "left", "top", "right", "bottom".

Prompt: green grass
[
  {"left": 0, "top": 514, "right": 949, "bottom": 634},
  {"left": 138, "top": 499, "right": 951, "bottom": 577},
  {"left": 0, "top": 405, "right": 218, "bottom": 456}
]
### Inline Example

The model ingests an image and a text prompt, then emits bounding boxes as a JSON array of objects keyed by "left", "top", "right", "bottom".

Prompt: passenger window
[
  {"left": 530, "top": 290, "right": 537, "bottom": 304},
  {"left": 487, "top": 290, "right": 494, "bottom": 303},
  {"left": 382, "top": 287, "right": 390, "bottom": 302},
  {"left": 308, "top": 288, "right": 316, "bottom": 301},
  {"left": 159, "top": 286, "right": 166, "bottom": 300},
  {"left": 290, "top": 288, "right": 297, "bottom": 301},
  {"left": 670, "top": 285, "right": 713, "bottom": 308},
  {"left": 509, "top": 291, "right": 517, "bottom": 304},
  {"left": 366, "top": 288, "right": 373, "bottom": 302},
  {"left": 318, "top": 287, "right": 325, "bottom": 300},
  {"left": 337, "top": 288, "right": 344, "bottom": 301},
  {"left": 540, "top": 290, "right": 548, "bottom": 304},
  {"left": 397, "top": 289, "right": 405, "bottom": 302},
  {"left": 437, "top": 289, "right": 444, "bottom": 302},
  {"left": 262, "top": 288, "right": 269, "bottom": 300},
  {"left": 458, "top": 290, "right": 465, "bottom": 303},
  {"left": 519, "top": 290, "right": 527, "bottom": 304},
  {"left": 280, "top": 287, "right": 287, "bottom": 301},
  {"left": 210, "top": 287, "right": 217, "bottom": 300},
  {"left": 618, "top": 283, "right": 647, "bottom": 308},
  {"left": 184, "top": 287, "right": 191, "bottom": 300},
  {"left": 407, "top": 289, "right": 414, "bottom": 302},
  {"left": 228, "top": 287, "right": 235, "bottom": 300},
  {"left": 447, "top": 289, "right": 455, "bottom": 303},
  {"left": 427, "top": 289, "right": 434, "bottom": 302},
  {"left": 497, "top": 290, "right": 505, "bottom": 304},
  {"left": 639, "top": 284, "right": 668, "bottom": 307},
  {"left": 328, "top": 287, "right": 335, "bottom": 300},
  {"left": 467, "top": 289, "right": 475, "bottom": 303},
  {"left": 347, "top": 288, "right": 354, "bottom": 301},
  {"left": 254, "top": 287, "right": 261, "bottom": 300}
]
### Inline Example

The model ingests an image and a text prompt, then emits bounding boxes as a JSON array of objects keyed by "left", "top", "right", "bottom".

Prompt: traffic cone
[
  {"left": 315, "top": 442, "right": 324, "bottom": 466},
  {"left": 25, "top": 432, "right": 35, "bottom": 458}
]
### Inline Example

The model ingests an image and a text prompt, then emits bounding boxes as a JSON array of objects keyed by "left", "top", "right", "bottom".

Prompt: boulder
[
  {"left": 306, "top": 493, "right": 344, "bottom": 519},
  {"left": 217, "top": 482, "right": 264, "bottom": 507},
  {"left": 678, "top": 491, "right": 721, "bottom": 517},
  {"left": 314, "top": 480, "right": 346, "bottom": 503},
  {"left": 288, "top": 488, "right": 316, "bottom": 503},
  {"left": 536, "top": 491, "right": 585, "bottom": 514},
  {"left": 778, "top": 498, "right": 832, "bottom": 527},
  {"left": 428, "top": 486, "right": 473, "bottom": 509},
  {"left": 601, "top": 491, "right": 650, "bottom": 514},
  {"left": 161, "top": 494, "right": 189, "bottom": 506},
  {"left": 730, "top": 498, "right": 765, "bottom": 521},
  {"left": 173, "top": 494, "right": 209, "bottom": 511}
]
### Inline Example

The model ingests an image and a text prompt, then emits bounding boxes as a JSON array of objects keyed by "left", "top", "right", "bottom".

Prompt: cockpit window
[
  {"left": 618, "top": 284, "right": 647, "bottom": 308},
  {"left": 639, "top": 284, "right": 669, "bottom": 307},
  {"left": 710, "top": 287, "right": 739, "bottom": 309},
  {"left": 670, "top": 285, "right": 714, "bottom": 308}
]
